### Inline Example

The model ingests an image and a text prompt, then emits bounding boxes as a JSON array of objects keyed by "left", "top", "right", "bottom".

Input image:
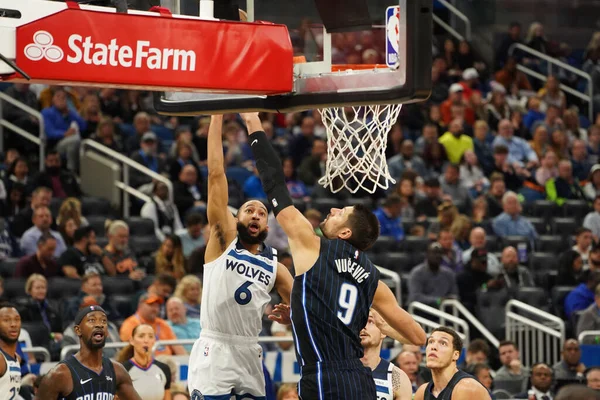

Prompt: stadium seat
[
  {"left": 524, "top": 200, "right": 556, "bottom": 219},
  {"left": 552, "top": 286, "right": 576, "bottom": 319},
  {"left": 515, "top": 287, "right": 550, "bottom": 312},
  {"left": 562, "top": 200, "right": 591, "bottom": 220},
  {"left": 140, "top": 275, "right": 155, "bottom": 290},
  {"left": 138, "top": 255, "right": 156, "bottom": 275},
  {"left": 0, "top": 258, "right": 20, "bottom": 278},
  {"left": 21, "top": 322, "right": 50, "bottom": 348},
  {"left": 131, "top": 235, "right": 161, "bottom": 257},
  {"left": 377, "top": 252, "right": 412, "bottom": 274},
  {"left": 529, "top": 252, "right": 559, "bottom": 271},
  {"left": 536, "top": 235, "right": 570, "bottom": 254},
  {"left": 401, "top": 236, "right": 430, "bottom": 253},
  {"left": 551, "top": 218, "right": 579, "bottom": 236},
  {"left": 109, "top": 294, "right": 135, "bottom": 318},
  {"left": 526, "top": 217, "right": 548, "bottom": 235},
  {"left": 126, "top": 217, "right": 155, "bottom": 236},
  {"left": 87, "top": 215, "right": 108, "bottom": 237},
  {"left": 485, "top": 235, "right": 499, "bottom": 252},
  {"left": 50, "top": 197, "right": 62, "bottom": 216},
  {"left": 346, "top": 197, "right": 373, "bottom": 209},
  {"left": 402, "top": 219, "right": 416, "bottom": 234},
  {"left": 47, "top": 277, "right": 81, "bottom": 300},
  {"left": 412, "top": 251, "right": 426, "bottom": 266},
  {"left": 476, "top": 289, "right": 510, "bottom": 337},
  {"left": 310, "top": 198, "right": 341, "bottom": 216},
  {"left": 225, "top": 166, "right": 253, "bottom": 187},
  {"left": 4, "top": 278, "right": 26, "bottom": 298},
  {"left": 101, "top": 276, "right": 135, "bottom": 296},
  {"left": 371, "top": 236, "right": 396, "bottom": 254},
  {"left": 81, "top": 196, "right": 113, "bottom": 217},
  {"left": 493, "top": 386, "right": 520, "bottom": 398}
]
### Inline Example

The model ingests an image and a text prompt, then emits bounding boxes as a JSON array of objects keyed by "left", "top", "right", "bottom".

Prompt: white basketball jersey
[
  {"left": 0, "top": 348, "right": 21, "bottom": 400},
  {"left": 373, "top": 359, "right": 394, "bottom": 400},
  {"left": 201, "top": 237, "right": 277, "bottom": 337}
]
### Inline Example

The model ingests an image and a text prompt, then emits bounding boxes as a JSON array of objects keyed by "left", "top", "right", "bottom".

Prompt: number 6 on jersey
[{"left": 337, "top": 283, "right": 358, "bottom": 325}]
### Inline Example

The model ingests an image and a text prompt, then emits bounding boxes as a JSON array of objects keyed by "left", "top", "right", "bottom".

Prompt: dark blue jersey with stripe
[
  {"left": 424, "top": 370, "right": 482, "bottom": 400},
  {"left": 290, "top": 238, "right": 380, "bottom": 367},
  {"left": 59, "top": 355, "right": 117, "bottom": 400}
]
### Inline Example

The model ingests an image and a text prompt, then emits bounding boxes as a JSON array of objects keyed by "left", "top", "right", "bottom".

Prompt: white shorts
[{"left": 188, "top": 329, "right": 266, "bottom": 400}]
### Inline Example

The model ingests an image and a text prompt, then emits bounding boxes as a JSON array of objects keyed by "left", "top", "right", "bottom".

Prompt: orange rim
[{"left": 331, "top": 64, "right": 390, "bottom": 72}]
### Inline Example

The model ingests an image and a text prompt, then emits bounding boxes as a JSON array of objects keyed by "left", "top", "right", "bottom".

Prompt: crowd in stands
[{"left": 2, "top": 7, "right": 600, "bottom": 399}]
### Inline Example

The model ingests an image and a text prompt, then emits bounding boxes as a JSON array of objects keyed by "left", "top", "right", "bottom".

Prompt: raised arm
[
  {"left": 274, "top": 262, "right": 293, "bottom": 304},
  {"left": 242, "top": 113, "right": 320, "bottom": 274},
  {"left": 205, "top": 115, "right": 237, "bottom": 262},
  {"left": 35, "top": 363, "right": 72, "bottom": 400},
  {"left": 372, "top": 281, "right": 427, "bottom": 346}
]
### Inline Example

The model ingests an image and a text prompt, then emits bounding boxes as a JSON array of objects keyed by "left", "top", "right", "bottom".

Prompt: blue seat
[
  {"left": 151, "top": 125, "right": 174, "bottom": 142},
  {"left": 226, "top": 167, "right": 253, "bottom": 187},
  {"left": 119, "top": 123, "right": 136, "bottom": 137}
]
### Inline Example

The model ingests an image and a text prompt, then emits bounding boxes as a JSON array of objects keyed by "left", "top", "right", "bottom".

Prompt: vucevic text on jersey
[{"left": 73, "top": 394, "right": 114, "bottom": 400}]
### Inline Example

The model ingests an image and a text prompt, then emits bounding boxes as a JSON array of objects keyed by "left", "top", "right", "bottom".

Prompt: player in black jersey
[
  {"left": 414, "top": 327, "right": 490, "bottom": 400},
  {"left": 244, "top": 113, "right": 426, "bottom": 400},
  {"left": 36, "top": 305, "right": 141, "bottom": 400}
]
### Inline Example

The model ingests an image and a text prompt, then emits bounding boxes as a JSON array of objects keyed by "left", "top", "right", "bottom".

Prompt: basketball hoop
[{"left": 318, "top": 100, "right": 402, "bottom": 194}]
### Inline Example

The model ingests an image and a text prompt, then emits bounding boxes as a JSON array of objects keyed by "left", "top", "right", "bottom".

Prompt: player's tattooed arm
[
  {"left": 113, "top": 361, "right": 143, "bottom": 400},
  {"left": 35, "top": 363, "right": 72, "bottom": 400},
  {"left": 392, "top": 366, "right": 412, "bottom": 400}
]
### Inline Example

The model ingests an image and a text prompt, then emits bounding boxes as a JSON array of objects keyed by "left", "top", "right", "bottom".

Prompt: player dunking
[
  {"left": 361, "top": 310, "right": 412, "bottom": 400},
  {"left": 244, "top": 112, "right": 426, "bottom": 399},
  {"left": 187, "top": 115, "right": 293, "bottom": 400},
  {"left": 0, "top": 304, "right": 22, "bottom": 399},
  {"left": 414, "top": 327, "right": 491, "bottom": 400},
  {"left": 36, "top": 306, "right": 141, "bottom": 400}
]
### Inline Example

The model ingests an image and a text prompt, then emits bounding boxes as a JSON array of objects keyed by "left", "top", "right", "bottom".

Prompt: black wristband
[{"left": 249, "top": 131, "right": 294, "bottom": 216}]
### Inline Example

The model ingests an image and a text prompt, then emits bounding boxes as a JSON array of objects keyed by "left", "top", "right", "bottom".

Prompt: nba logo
[
  {"left": 386, "top": 6, "right": 400, "bottom": 68},
  {"left": 204, "top": 346, "right": 209, "bottom": 356},
  {"left": 354, "top": 250, "right": 359, "bottom": 260}
]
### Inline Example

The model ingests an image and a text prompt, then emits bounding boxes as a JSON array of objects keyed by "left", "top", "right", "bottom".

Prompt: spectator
[
  {"left": 428, "top": 201, "right": 458, "bottom": 240},
  {"left": 557, "top": 250, "right": 585, "bottom": 287},
  {"left": 119, "top": 293, "right": 187, "bottom": 356},
  {"left": 173, "top": 164, "right": 206, "bottom": 218},
  {"left": 104, "top": 220, "right": 145, "bottom": 280},
  {"left": 78, "top": 93, "right": 103, "bottom": 138},
  {"left": 407, "top": 242, "right": 458, "bottom": 307},
  {"left": 492, "top": 191, "right": 538, "bottom": 246},
  {"left": 486, "top": 88, "right": 512, "bottom": 131},
  {"left": 125, "top": 111, "right": 153, "bottom": 154},
  {"left": 14, "top": 234, "right": 61, "bottom": 278},
  {"left": 535, "top": 150, "right": 559, "bottom": 186},
  {"left": 20, "top": 206, "right": 66, "bottom": 257},
  {"left": 39, "top": 86, "right": 80, "bottom": 110},
  {"left": 132, "top": 273, "right": 178, "bottom": 315},
  {"left": 565, "top": 270, "right": 600, "bottom": 319},
  {"left": 19, "top": 274, "right": 63, "bottom": 349},
  {"left": 297, "top": 139, "right": 326, "bottom": 186},
  {"left": 439, "top": 164, "right": 471, "bottom": 207},
  {"left": 525, "top": 22, "right": 548, "bottom": 54},
  {"left": 442, "top": 38, "right": 459, "bottom": 73},
  {"left": 141, "top": 181, "right": 183, "bottom": 242},
  {"left": 290, "top": 116, "right": 317, "bottom": 168},
  {"left": 415, "top": 178, "right": 444, "bottom": 218},
  {"left": 176, "top": 213, "right": 206, "bottom": 258},
  {"left": 4, "top": 183, "right": 26, "bottom": 222},
  {"left": 458, "top": 67, "right": 481, "bottom": 101},
  {"left": 583, "top": 165, "right": 600, "bottom": 201},
  {"left": 398, "top": 344, "right": 432, "bottom": 384},
  {"left": 396, "top": 178, "right": 416, "bottom": 220},
  {"left": 12, "top": 187, "right": 52, "bottom": 237},
  {"left": 532, "top": 104, "right": 562, "bottom": 135},
  {"left": 460, "top": 150, "right": 489, "bottom": 198},
  {"left": 56, "top": 197, "right": 87, "bottom": 229},
  {"left": 223, "top": 121, "right": 248, "bottom": 167},
  {"left": 430, "top": 65, "right": 450, "bottom": 104},
  {"left": 456, "top": 247, "right": 498, "bottom": 311},
  {"left": 495, "top": 22, "right": 522, "bottom": 69},
  {"left": 583, "top": 195, "right": 600, "bottom": 241},
  {"left": 441, "top": 84, "right": 474, "bottom": 126},
  {"left": 396, "top": 351, "right": 424, "bottom": 393},
  {"left": 515, "top": 363, "right": 555, "bottom": 399},
  {"left": 576, "top": 283, "right": 600, "bottom": 341},
  {"left": 41, "top": 88, "right": 86, "bottom": 171},
  {"left": 486, "top": 173, "right": 507, "bottom": 218},
  {"left": 572, "top": 228, "right": 593, "bottom": 269},
  {"left": 439, "top": 227, "right": 463, "bottom": 272},
  {"left": 33, "top": 151, "right": 82, "bottom": 199},
  {"left": 155, "top": 234, "right": 186, "bottom": 281},
  {"left": 564, "top": 110, "right": 588, "bottom": 144},
  {"left": 91, "top": 117, "right": 123, "bottom": 153},
  {"left": 461, "top": 339, "right": 490, "bottom": 370},
  {"left": 169, "top": 126, "right": 201, "bottom": 163},
  {"left": 373, "top": 194, "right": 405, "bottom": 242},
  {"left": 462, "top": 227, "right": 501, "bottom": 275},
  {"left": 538, "top": 75, "right": 567, "bottom": 112},
  {"left": 277, "top": 383, "right": 299, "bottom": 400},
  {"left": 472, "top": 363, "right": 493, "bottom": 393},
  {"left": 388, "top": 140, "right": 428, "bottom": 180},
  {"left": 58, "top": 217, "right": 77, "bottom": 248},
  {"left": 438, "top": 118, "right": 474, "bottom": 165},
  {"left": 495, "top": 57, "right": 532, "bottom": 91},
  {"left": 587, "top": 126, "right": 600, "bottom": 165},
  {"left": 58, "top": 226, "right": 114, "bottom": 278},
  {"left": 64, "top": 272, "right": 118, "bottom": 322},
  {"left": 415, "top": 123, "right": 439, "bottom": 157},
  {"left": 550, "top": 130, "right": 570, "bottom": 160},
  {"left": 173, "top": 275, "right": 202, "bottom": 319},
  {"left": 529, "top": 125, "right": 550, "bottom": 161},
  {"left": 497, "top": 246, "right": 534, "bottom": 289},
  {"left": 283, "top": 158, "right": 309, "bottom": 199},
  {"left": 546, "top": 160, "right": 587, "bottom": 205},
  {"left": 4, "top": 157, "right": 31, "bottom": 197},
  {"left": 495, "top": 341, "right": 530, "bottom": 388},
  {"left": 553, "top": 339, "right": 586, "bottom": 381},
  {"left": 166, "top": 297, "right": 201, "bottom": 353},
  {"left": 168, "top": 139, "right": 201, "bottom": 182},
  {"left": 586, "top": 367, "right": 600, "bottom": 391},
  {"left": 493, "top": 119, "right": 539, "bottom": 168},
  {"left": 243, "top": 163, "right": 268, "bottom": 201},
  {"left": 129, "top": 132, "right": 167, "bottom": 193},
  {"left": 571, "top": 140, "right": 592, "bottom": 181},
  {"left": 472, "top": 121, "right": 494, "bottom": 175},
  {"left": 422, "top": 140, "right": 449, "bottom": 179}
]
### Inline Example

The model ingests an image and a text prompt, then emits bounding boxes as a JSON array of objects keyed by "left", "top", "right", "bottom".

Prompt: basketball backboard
[{"left": 153, "top": 0, "right": 432, "bottom": 115}]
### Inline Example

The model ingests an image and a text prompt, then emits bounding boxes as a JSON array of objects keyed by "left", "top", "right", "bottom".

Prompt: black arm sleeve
[{"left": 249, "top": 131, "right": 294, "bottom": 216}]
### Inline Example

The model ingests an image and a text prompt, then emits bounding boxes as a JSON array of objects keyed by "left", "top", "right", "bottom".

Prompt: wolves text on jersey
[
  {"left": 225, "top": 259, "right": 271, "bottom": 286},
  {"left": 335, "top": 258, "right": 370, "bottom": 284}
]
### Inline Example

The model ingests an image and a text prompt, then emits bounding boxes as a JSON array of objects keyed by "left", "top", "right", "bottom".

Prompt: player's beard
[
  {"left": 86, "top": 336, "right": 106, "bottom": 350},
  {"left": 0, "top": 330, "right": 18, "bottom": 345},
  {"left": 237, "top": 222, "right": 267, "bottom": 245}
]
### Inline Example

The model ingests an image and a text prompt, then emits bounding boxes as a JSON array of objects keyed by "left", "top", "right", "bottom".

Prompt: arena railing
[
  {"left": 408, "top": 301, "right": 470, "bottom": 344},
  {"left": 578, "top": 330, "right": 600, "bottom": 344},
  {"left": 433, "top": 0, "right": 472, "bottom": 42},
  {"left": 0, "top": 91, "right": 45, "bottom": 171},
  {"left": 79, "top": 139, "right": 173, "bottom": 218},
  {"left": 22, "top": 346, "right": 51, "bottom": 363},
  {"left": 508, "top": 42, "right": 594, "bottom": 121},
  {"left": 440, "top": 299, "right": 500, "bottom": 348},
  {"left": 376, "top": 266, "right": 402, "bottom": 307},
  {"left": 505, "top": 299, "right": 565, "bottom": 367}
]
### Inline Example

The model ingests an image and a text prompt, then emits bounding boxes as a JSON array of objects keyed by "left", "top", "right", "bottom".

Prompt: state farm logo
[
  {"left": 22, "top": 30, "right": 196, "bottom": 72},
  {"left": 24, "top": 31, "right": 64, "bottom": 62}
]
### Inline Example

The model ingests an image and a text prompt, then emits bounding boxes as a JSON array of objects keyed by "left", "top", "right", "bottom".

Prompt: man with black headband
[
  {"left": 243, "top": 112, "right": 426, "bottom": 400},
  {"left": 187, "top": 115, "right": 293, "bottom": 400},
  {"left": 36, "top": 305, "right": 141, "bottom": 400},
  {"left": 0, "top": 303, "right": 21, "bottom": 398}
]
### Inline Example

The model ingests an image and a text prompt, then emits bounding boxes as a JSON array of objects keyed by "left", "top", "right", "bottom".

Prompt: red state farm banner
[{"left": 15, "top": 8, "right": 294, "bottom": 94}]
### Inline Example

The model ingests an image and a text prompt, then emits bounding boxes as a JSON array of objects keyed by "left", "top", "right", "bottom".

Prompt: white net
[{"left": 317, "top": 104, "right": 403, "bottom": 194}]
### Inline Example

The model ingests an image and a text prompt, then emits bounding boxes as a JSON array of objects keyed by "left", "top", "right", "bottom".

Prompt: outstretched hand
[
  {"left": 239, "top": 113, "right": 262, "bottom": 134},
  {"left": 268, "top": 303, "right": 291, "bottom": 325}
]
